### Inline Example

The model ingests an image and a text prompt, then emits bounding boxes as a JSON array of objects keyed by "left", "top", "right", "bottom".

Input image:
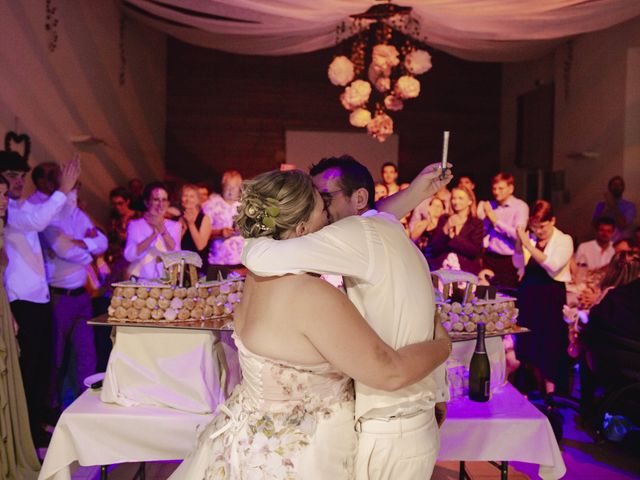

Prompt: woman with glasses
[
  {"left": 513, "top": 200, "right": 573, "bottom": 406},
  {"left": 123, "top": 181, "right": 181, "bottom": 280}
]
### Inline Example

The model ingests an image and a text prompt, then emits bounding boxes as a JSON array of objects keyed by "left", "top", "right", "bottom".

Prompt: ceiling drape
[{"left": 123, "top": 0, "right": 640, "bottom": 61}]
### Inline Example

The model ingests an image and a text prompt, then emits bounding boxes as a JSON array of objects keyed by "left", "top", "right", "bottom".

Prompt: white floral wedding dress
[{"left": 169, "top": 334, "right": 356, "bottom": 479}]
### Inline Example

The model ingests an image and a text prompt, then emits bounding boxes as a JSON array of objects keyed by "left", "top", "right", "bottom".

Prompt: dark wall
[{"left": 166, "top": 38, "right": 501, "bottom": 199}]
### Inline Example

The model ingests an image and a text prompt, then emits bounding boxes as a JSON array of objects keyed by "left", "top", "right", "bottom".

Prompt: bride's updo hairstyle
[{"left": 236, "top": 170, "right": 316, "bottom": 240}]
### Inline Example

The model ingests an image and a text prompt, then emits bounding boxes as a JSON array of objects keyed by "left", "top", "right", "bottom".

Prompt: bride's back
[{"left": 234, "top": 272, "right": 344, "bottom": 365}]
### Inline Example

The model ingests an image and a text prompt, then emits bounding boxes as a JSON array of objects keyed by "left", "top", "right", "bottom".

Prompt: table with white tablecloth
[
  {"left": 38, "top": 390, "right": 214, "bottom": 480},
  {"left": 101, "top": 325, "right": 241, "bottom": 413},
  {"left": 440, "top": 382, "right": 566, "bottom": 479}
]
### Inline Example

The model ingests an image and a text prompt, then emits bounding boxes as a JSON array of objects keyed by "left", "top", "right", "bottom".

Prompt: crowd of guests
[
  {"left": 0, "top": 149, "right": 249, "bottom": 476},
  {"left": 380, "top": 162, "right": 639, "bottom": 434}
]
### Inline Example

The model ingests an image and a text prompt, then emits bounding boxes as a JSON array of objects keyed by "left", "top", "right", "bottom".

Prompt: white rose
[
  {"left": 395, "top": 75, "right": 420, "bottom": 99},
  {"left": 328, "top": 55, "right": 355, "bottom": 86},
  {"left": 340, "top": 80, "right": 372, "bottom": 110},
  {"left": 383, "top": 95, "right": 403, "bottom": 111},
  {"left": 349, "top": 108, "right": 371, "bottom": 128},
  {"left": 367, "top": 112, "right": 393, "bottom": 142},
  {"left": 372, "top": 44, "right": 400, "bottom": 72},
  {"left": 404, "top": 49, "right": 432, "bottom": 75},
  {"left": 368, "top": 64, "right": 391, "bottom": 92}
]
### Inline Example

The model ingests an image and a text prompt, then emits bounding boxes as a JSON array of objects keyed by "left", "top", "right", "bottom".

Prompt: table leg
[
  {"left": 100, "top": 465, "right": 108, "bottom": 480},
  {"left": 134, "top": 462, "right": 146, "bottom": 480},
  {"left": 458, "top": 460, "right": 467, "bottom": 480},
  {"left": 488, "top": 460, "right": 509, "bottom": 480}
]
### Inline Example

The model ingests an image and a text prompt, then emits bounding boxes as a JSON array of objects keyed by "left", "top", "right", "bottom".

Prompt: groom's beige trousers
[{"left": 355, "top": 409, "right": 439, "bottom": 480}]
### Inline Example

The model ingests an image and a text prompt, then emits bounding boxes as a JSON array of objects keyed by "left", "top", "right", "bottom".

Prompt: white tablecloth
[
  {"left": 439, "top": 382, "right": 566, "bottom": 479},
  {"left": 38, "top": 390, "right": 214, "bottom": 480},
  {"left": 101, "top": 326, "right": 240, "bottom": 413}
]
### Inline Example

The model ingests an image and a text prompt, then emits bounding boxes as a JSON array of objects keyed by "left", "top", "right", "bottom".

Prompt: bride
[{"left": 169, "top": 170, "right": 450, "bottom": 479}]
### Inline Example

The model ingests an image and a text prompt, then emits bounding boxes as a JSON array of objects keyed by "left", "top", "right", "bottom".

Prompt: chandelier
[{"left": 328, "top": 1, "right": 432, "bottom": 142}]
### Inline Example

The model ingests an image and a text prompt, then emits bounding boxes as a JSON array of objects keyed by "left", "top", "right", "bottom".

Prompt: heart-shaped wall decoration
[{"left": 4, "top": 131, "right": 31, "bottom": 160}]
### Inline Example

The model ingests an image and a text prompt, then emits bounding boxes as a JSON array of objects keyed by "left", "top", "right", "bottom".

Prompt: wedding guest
[
  {"left": 124, "top": 182, "right": 181, "bottom": 280},
  {"left": 381, "top": 162, "right": 401, "bottom": 195},
  {"left": 374, "top": 182, "right": 388, "bottom": 202},
  {"left": 196, "top": 182, "right": 210, "bottom": 205},
  {"left": 514, "top": 200, "right": 573, "bottom": 400},
  {"left": 32, "top": 163, "right": 107, "bottom": 410},
  {"left": 179, "top": 184, "right": 212, "bottom": 272},
  {"left": 592, "top": 175, "right": 636, "bottom": 242},
  {"left": 0, "top": 174, "right": 40, "bottom": 479},
  {"left": 409, "top": 196, "right": 446, "bottom": 253},
  {"left": 456, "top": 174, "right": 476, "bottom": 192},
  {"left": 428, "top": 186, "right": 484, "bottom": 274},
  {"left": 128, "top": 178, "right": 145, "bottom": 212},
  {"left": 202, "top": 170, "right": 244, "bottom": 277},
  {"left": 108, "top": 187, "right": 140, "bottom": 265},
  {"left": 613, "top": 238, "right": 633, "bottom": 253},
  {"left": 580, "top": 251, "right": 640, "bottom": 413},
  {"left": 1, "top": 151, "right": 80, "bottom": 446},
  {"left": 478, "top": 172, "right": 529, "bottom": 291},
  {"left": 571, "top": 216, "right": 615, "bottom": 275}
]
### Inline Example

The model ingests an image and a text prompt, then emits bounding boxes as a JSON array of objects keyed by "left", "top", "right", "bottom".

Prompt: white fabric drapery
[{"left": 123, "top": 0, "right": 640, "bottom": 61}]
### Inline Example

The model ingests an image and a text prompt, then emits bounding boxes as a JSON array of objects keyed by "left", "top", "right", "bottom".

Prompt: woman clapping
[
  {"left": 179, "top": 184, "right": 212, "bottom": 273},
  {"left": 124, "top": 182, "right": 181, "bottom": 280},
  {"left": 428, "top": 186, "right": 484, "bottom": 274}
]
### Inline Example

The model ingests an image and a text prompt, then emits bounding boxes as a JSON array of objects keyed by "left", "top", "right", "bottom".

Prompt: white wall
[
  {"left": 501, "top": 15, "right": 640, "bottom": 243},
  {"left": 0, "top": 0, "right": 166, "bottom": 227}
]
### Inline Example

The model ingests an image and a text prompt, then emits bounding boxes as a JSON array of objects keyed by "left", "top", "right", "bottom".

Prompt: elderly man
[
  {"left": 243, "top": 156, "right": 452, "bottom": 480},
  {"left": 1, "top": 151, "right": 79, "bottom": 445}
]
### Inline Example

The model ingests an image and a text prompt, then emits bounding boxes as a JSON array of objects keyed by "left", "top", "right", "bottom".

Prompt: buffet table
[
  {"left": 39, "top": 378, "right": 565, "bottom": 480},
  {"left": 440, "top": 382, "right": 566, "bottom": 480},
  {"left": 38, "top": 389, "right": 214, "bottom": 480},
  {"left": 91, "top": 315, "right": 241, "bottom": 413}
]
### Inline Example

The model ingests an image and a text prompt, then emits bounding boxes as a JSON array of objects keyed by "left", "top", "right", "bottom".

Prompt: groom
[{"left": 242, "top": 155, "right": 452, "bottom": 479}]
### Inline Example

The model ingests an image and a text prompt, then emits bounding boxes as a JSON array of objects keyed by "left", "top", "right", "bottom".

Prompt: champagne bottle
[{"left": 469, "top": 322, "right": 491, "bottom": 402}]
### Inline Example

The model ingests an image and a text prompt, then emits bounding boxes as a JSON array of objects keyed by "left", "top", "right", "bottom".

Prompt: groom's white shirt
[{"left": 242, "top": 209, "right": 449, "bottom": 421}]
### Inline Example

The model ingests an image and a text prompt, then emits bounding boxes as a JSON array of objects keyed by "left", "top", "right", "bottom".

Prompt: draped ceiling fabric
[{"left": 123, "top": 0, "right": 640, "bottom": 61}]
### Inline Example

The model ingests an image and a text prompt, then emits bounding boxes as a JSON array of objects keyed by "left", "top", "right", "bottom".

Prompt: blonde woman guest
[
  {"left": 202, "top": 170, "right": 244, "bottom": 276},
  {"left": 124, "top": 182, "right": 181, "bottom": 280},
  {"left": 0, "top": 175, "right": 40, "bottom": 479},
  {"left": 514, "top": 200, "right": 573, "bottom": 400},
  {"left": 179, "top": 184, "right": 212, "bottom": 273},
  {"left": 170, "top": 170, "right": 451, "bottom": 479},
  {"left": 428, "top": 186, "right": 484, "bottom": 274}
]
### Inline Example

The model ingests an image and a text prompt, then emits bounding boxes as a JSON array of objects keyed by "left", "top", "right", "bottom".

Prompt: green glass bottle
[{"left": 469, "top": 322, "right": 491, "bottom": 402}]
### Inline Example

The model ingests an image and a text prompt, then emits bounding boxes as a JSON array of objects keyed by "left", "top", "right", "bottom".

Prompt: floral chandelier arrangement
[{"left": 328, "top": 2, "right": 432, "bottom": 142}]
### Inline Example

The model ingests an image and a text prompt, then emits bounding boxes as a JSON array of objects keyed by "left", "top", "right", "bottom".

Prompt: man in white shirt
[
  {"left": 1, "top": 151, "right": 80, "bottom": 445},
  {"left": 243, "top": 155, "right": 452, "bottom": 480},
  {"left": 31, "top": 162, "right": 107, "bottom": 410},
  {"left": 573, "top": 216, "right": 616, "bottom": 272}
]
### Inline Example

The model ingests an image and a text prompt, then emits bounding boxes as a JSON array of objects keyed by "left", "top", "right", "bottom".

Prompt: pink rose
[
  {"left": 349, "top": 108, "right": 372, "bottom": 128},
  {"left": 404, "top": 49, "right": 432, "bottom": 75},
  {"left": 367, "top": 112, "right": 394, "bottom": 142},
  {"left": 328, "top": 56, "right": 355, "bottom": 86},
  {"left": 372, "top": 44, "right": 400, "bottom": 74},
  {"left": 384, "top": 95, "right": 403, "bottom": 111},
  {"left": 395, "top": 75, "right": 420, "bottom": 99},
  {"left": 340, "top": 80, "right": 372, "bottom": 110}
]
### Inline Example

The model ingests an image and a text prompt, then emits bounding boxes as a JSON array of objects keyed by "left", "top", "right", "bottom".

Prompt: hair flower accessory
[{"left": 259, "top": 197, "right": 280, "bottom": 231}]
